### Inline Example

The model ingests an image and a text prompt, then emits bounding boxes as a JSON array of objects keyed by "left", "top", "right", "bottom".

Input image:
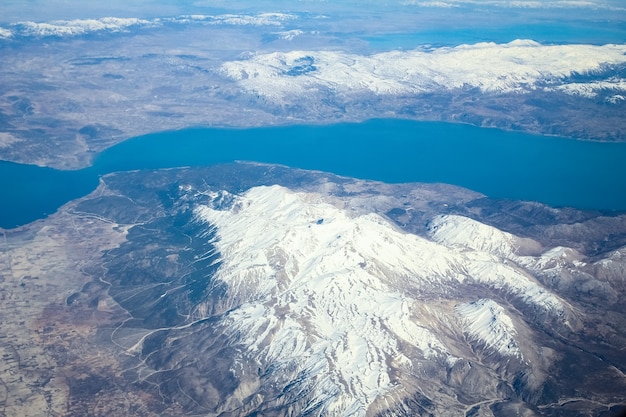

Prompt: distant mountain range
[
  {"left": 220, "top": 40, "right": 626, "bottom": 101},
  {"left": 0, "top": 13, "right": 298, "bottom": 39}
]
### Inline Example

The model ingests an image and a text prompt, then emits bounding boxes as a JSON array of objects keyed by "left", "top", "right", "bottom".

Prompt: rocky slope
[{"left": 1, "top": 163, "right": 625, "bottom": 416}]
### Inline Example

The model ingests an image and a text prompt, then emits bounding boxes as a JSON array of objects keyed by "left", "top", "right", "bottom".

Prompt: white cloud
[{"left": 220, "top": 40, "right": 626, "bottom": 101}]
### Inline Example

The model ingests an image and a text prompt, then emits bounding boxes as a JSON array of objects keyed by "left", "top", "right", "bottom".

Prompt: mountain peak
[{"left": 191, "top": 184, "right": 568, "bottom": 416}]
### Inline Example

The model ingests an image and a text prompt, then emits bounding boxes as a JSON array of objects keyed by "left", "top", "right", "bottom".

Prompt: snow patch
[
  {"left": 456, "top": 299, "right": 521, "bottom": 358},
  {"left": 0, "top": 27, "right": 13, "bottom": 38},
  {"left": 553, "top": 78, "right": 626, "bottom": 98},
  {"left": 428, "top": 214, "right": 542, "bottom": 258},
  {"left": 273, "top": 29, "right": 305, "bottom": 40},
  {"left": 607, "top": 94, "right": 626, "bottom": 104}
]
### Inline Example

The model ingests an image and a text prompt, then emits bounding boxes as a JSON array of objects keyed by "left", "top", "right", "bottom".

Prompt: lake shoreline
[
  {"left": 3, "top": 119, "right": 626, "bottom": 229},
  {"left": 3, "top": 117, "right": 624, "bottom": 172}
]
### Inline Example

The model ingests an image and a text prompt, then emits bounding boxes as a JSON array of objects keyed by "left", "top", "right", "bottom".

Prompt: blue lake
[
  {"left": 2, "top": 119, "right": 626, "bottom": 229},
  {"left": 363, "top": 22, "right": 626, "bottom": 50}
]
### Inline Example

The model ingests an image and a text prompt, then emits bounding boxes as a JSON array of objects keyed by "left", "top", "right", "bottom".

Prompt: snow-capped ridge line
[
  {"left": 220, "top": 40, "right": 626, "bottom": 101},
  {"left": 428, "top": 214, "right": 543, "bottom": 258},
  {"left": 456, "top": 299, "right": 522, "bottom": 358},
  {"left": 0, "top": 12, "right": 297, "bottom": 39}
]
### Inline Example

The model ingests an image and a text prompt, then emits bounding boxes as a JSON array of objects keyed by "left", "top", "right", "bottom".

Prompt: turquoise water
[
  {"left": 2, "top": 119, "right": 626, "bottom": 229},
  {"left": 363, "top": 22, "right": 626, "bottom": 49}
]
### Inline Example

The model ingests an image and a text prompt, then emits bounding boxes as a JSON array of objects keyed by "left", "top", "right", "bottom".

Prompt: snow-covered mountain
[
  {"left": 0, "top": 12, "right": 297, "bottom": 39},
  {"left": 220, "top": 40, "right": 626, "bottom": 101},
  {"left": 175, "top": 184, "right": 586, "bottom": 416}
]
